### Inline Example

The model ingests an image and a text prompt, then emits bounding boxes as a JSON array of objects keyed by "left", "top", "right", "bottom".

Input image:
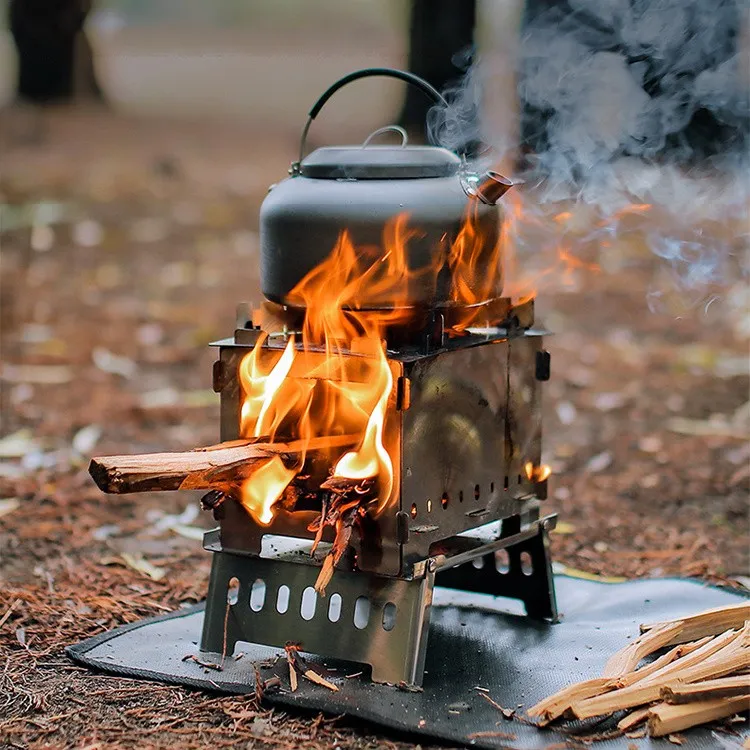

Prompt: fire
[
  {"left": 235, "top": 193, "right": 606, "bottom": 526},
  {"left": 240, "top": 455, "right": 296, "bottom": 526},
  {"left": 525, "top": 462, "right": 552, "bottom": 483},
  {"left": 236, "top": 216, "right": 419, "bottom": 524}
]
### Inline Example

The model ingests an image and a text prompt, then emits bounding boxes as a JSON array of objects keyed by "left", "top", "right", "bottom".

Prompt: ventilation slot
[
  {"left": 382, "top": 602, "right": 397, "bottom": 631},
  {"left": 300, "top": 587, "right": 317, "bottom": 621},
  {"left": 226, "top": 577, "right": 240, "bottom": 606},
  {"left": 249, "top": 579, "right": 266, "bottom": 612},
  {"left": 353, "top": 597, "right": 371, "bottom": 629}
]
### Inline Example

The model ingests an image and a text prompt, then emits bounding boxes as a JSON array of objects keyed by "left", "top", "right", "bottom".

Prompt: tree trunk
[
  {"left": 397, "top": 0, "right": 477, "bottom": 141},
  {"left": 9, "top": 0, "right": 103, "bottom": 103}
]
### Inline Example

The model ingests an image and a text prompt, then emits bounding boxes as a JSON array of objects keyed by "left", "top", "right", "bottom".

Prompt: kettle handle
[{"left": 293, "top": 67, "right": 449, "bottom": 173}]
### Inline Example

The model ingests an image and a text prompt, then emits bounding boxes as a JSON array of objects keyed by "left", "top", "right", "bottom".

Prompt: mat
[{"left": 67, "top": 576, "right": 749, "bottom": 749}]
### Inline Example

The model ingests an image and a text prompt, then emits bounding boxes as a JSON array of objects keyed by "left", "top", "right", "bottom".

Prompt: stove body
[{"left": 200, "top": 301, "right": 557, "bottom": 685}]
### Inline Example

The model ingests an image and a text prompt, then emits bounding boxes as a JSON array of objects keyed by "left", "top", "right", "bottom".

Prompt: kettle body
[{"left": 258, "top": 69, "right": 511, "bottom": 310}]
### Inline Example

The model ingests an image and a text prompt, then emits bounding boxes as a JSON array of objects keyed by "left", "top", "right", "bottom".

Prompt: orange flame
[
  {"left": 237, "top": 216, "right": 423, "bottom": 524},
  {"left": 525, "top": 462, "right": 552, "bottom": 483}
]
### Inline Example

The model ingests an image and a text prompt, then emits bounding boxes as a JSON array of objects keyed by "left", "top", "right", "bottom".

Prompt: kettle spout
[{"left": 474, "top": 171, "right": 514, "bottom": 205}]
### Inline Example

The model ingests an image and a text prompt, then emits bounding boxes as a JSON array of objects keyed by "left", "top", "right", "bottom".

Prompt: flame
[
  {"left": 236, "top": 215, "right": 422, "bottom": 524},
  {"left": 240, "top": 455, "right": 296, "bottom": 526},
  {"left": 233, "top": 192, "right": 618, "bottom": 525},
  {"left": 525, "top": 462, "right": 552, "bottom": 483}
]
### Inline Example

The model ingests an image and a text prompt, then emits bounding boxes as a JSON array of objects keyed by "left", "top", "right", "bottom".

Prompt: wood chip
[{"left": 303, "top": 670, "right": 339, "bottom": 691}]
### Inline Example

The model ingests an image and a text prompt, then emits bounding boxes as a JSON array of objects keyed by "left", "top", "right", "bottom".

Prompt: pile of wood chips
[{"left": 528, "top": 602, "right": 750, "bottom": 740}]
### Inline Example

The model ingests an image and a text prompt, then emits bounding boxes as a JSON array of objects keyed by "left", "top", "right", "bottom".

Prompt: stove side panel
[{"left": 400, "top": 335, "right": 544, "bottom": 569}]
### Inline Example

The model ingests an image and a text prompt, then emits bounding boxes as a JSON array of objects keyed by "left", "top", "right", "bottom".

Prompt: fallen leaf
[
  {"left": 0, "top": 498, "right": 20, "bottom": 518},
  {"left": 171, "top": 524, "right": 206, "bottom": 541},
  {"left": 93, "top": 348, "right": 137, "bottom": 379},
  {"left": 668, "top": 734, "right": 685, "bottom": 745},
  {"left": 72, "top": 424, "right": 101, "bottom": 456},
  {"left": 0, "top": 429, "right": 38, "bottom": 458},
  {"left": 551, "top": 521, "right": 577, "bottom": 535},
  {"left": 0, "top": 364, "right": 72, "bottom": 384},
  {"left": 586, "top": 451, "right": 613, "bottom": 473},
  {"left": 120, "top": 553, "right": 166, "bottom": 581}
]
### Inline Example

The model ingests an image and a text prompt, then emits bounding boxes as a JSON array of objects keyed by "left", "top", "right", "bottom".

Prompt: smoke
[{"left": 427, "top": 0, "right": 749, "bottom": 313}]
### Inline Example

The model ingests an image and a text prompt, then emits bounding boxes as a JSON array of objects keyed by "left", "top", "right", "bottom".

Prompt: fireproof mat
[{"left": 67, "top": 576, "right": 749, "bottom": 749}]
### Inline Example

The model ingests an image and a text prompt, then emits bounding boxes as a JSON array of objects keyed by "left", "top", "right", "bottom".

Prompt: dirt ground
[{"left": 0, "top": 108, "right": 748, "bottom": 749}]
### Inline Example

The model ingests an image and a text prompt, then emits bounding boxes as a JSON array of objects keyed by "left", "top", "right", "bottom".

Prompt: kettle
[{"left": 259, "top": 68, "right": 513, "bottom": 310}]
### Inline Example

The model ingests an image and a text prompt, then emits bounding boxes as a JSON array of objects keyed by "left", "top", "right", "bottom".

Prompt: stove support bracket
[
  {"left": 199, "top": 517, "right": 556, "bottom": 686},
  {"left": 434, "top": 515, "right": 558, "bottom": 621}
]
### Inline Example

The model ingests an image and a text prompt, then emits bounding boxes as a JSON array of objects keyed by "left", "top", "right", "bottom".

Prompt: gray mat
[{"left": 67, "top": 576, "right": 749, "bottom": 749}]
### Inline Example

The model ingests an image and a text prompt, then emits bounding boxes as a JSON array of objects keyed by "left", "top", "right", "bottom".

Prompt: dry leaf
[
  {"left": 120, "top": 553, "right": 166, "bottom": 581},
  {"left": 0, "top": 498, "right": 20, "bottom": 518}
]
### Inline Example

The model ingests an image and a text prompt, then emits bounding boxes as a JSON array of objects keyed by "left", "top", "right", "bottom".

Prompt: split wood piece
[
  {"left": 602, "top": 621, "right": 686, "bottom": 677},
  {"left": 641, "top": 602, "right": 750, "bottom": 646},
  {"left": 647, "top": 695, "right": 750, "bottom": 737},
  {"left": 527, "top": 678, "right": 613, "bottom": 724},
  {"left": 528, "top": 638, "right": 710, "bottom": 725},
  {"left": 572, "top": 626, "right": 750, "bottom": 720},
  {"left": 284, "top": 641, "right": 338, "bottom": 692},
  {"left": 89, "top": 434, "right": 356, "bottom": 494},
  {"left": 661, "top": 675, "right": 750, "bottom": 704},
  {"left": 310, "top": 476, "right": 376, "bottom": 596},
  {"left": 618, "top": 706, "right": 652, "bottom": 732}
]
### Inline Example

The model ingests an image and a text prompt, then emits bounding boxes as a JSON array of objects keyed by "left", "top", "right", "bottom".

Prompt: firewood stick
[
  {"left": 528, "top": 637, "right": 710, "bottom": 724},
  {"left": 572, "top": 627, "right": 749, "bottom": 720},
  {"left": 602, "top": 621, "right": 685, "bottom": 677},
  {"left": 640, "top": 603, "right": 750, "bottom": 646},
  {"left": 88, "top": 434, "right": 356, "bottom": 494},
  {"left": 647, "top": 695, "right": 750, "bottom": 737},
  {"left": 661, "top": 675, "right": 750, "bottom": 704},
  {"left": 617, "top": 705, "right": 652, "bottom": 732}
]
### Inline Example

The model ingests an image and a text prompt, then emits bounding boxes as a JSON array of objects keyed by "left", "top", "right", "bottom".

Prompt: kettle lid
[{"left": 299, "top": 145, "right": 461, "bottom": 180}]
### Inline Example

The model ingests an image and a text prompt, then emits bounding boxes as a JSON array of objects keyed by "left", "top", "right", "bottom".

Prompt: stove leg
[
  {"left": 199, "top": 550, "right": 436, "bottom": 685},
  {"left": 434, "top": 517, "right": 558, "bottom": 622}
]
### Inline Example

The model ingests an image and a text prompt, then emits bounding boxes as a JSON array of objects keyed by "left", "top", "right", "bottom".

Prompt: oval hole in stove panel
[
  {"left": 276, "top": 585, "right": 290, "bottom": 614},
  {"left": 353, "top": 596, "right": 371, "bottom": 629},
  {"left": 226, "top": 577, "right": 240, "bottom": 606},
  {"left": 474, "top": 484, "right": 481, "bottom": 500},
  {"left": 441, "top": 492, "right": 449, "bottom": 509},
  {"left": 300, "top": 587, "right": 317, "bottom": 621},
  {"left": 426, "top": 498, "right": 432, "bottom": 512},
  {"left": 249, "top": 579, "right": 266, "bottom": 612},
  {"left": 382, "top": 602, "right": 397, "bottom": 631},
  {"left": 521, "top": 551, "right": 533, "bottom": 576},
  {"left": 410, "top": 503, "right": 417, "bottom": 519},
  {"left": 459, "top": 490, "right": 464, "bottom": 503},
  {"left": 495, "top": 549, "right": 510, "bottom": 574},
  {"left": 328, "top": 593, "right": 342, "bottom": 623}
]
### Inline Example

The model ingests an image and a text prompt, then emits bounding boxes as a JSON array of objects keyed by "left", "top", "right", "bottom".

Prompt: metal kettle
[{"left": 259, "top": 68, "right": 513, "bottom": 309}]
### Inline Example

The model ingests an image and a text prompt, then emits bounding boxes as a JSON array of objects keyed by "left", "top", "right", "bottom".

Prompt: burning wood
[
  {"left": 310, "top": 476, "right": 377, "bottom": 595},
  {"left": 88, "top": 434, "right": 356, "bottom": 495},
  {"left": 528, "top": 604, "right": 750, "bottom": 737}
]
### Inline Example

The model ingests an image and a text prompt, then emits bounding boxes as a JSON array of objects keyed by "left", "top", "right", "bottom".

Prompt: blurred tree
[
  {"left": 9, "top": 0, "right": 102, "bottom": 102},
  {"left": 398, "top": 0, "right": 476, "bottom": 141}
]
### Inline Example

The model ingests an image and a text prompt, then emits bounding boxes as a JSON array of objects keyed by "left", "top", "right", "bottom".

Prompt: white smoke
[{"left": 427, "top": 0, "right": 749, "bottom": 312}]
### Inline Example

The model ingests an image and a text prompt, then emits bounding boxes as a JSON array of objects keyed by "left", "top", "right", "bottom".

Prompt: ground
[{"left": 0, "top": 108, "right": 747, "bottom": 749}]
